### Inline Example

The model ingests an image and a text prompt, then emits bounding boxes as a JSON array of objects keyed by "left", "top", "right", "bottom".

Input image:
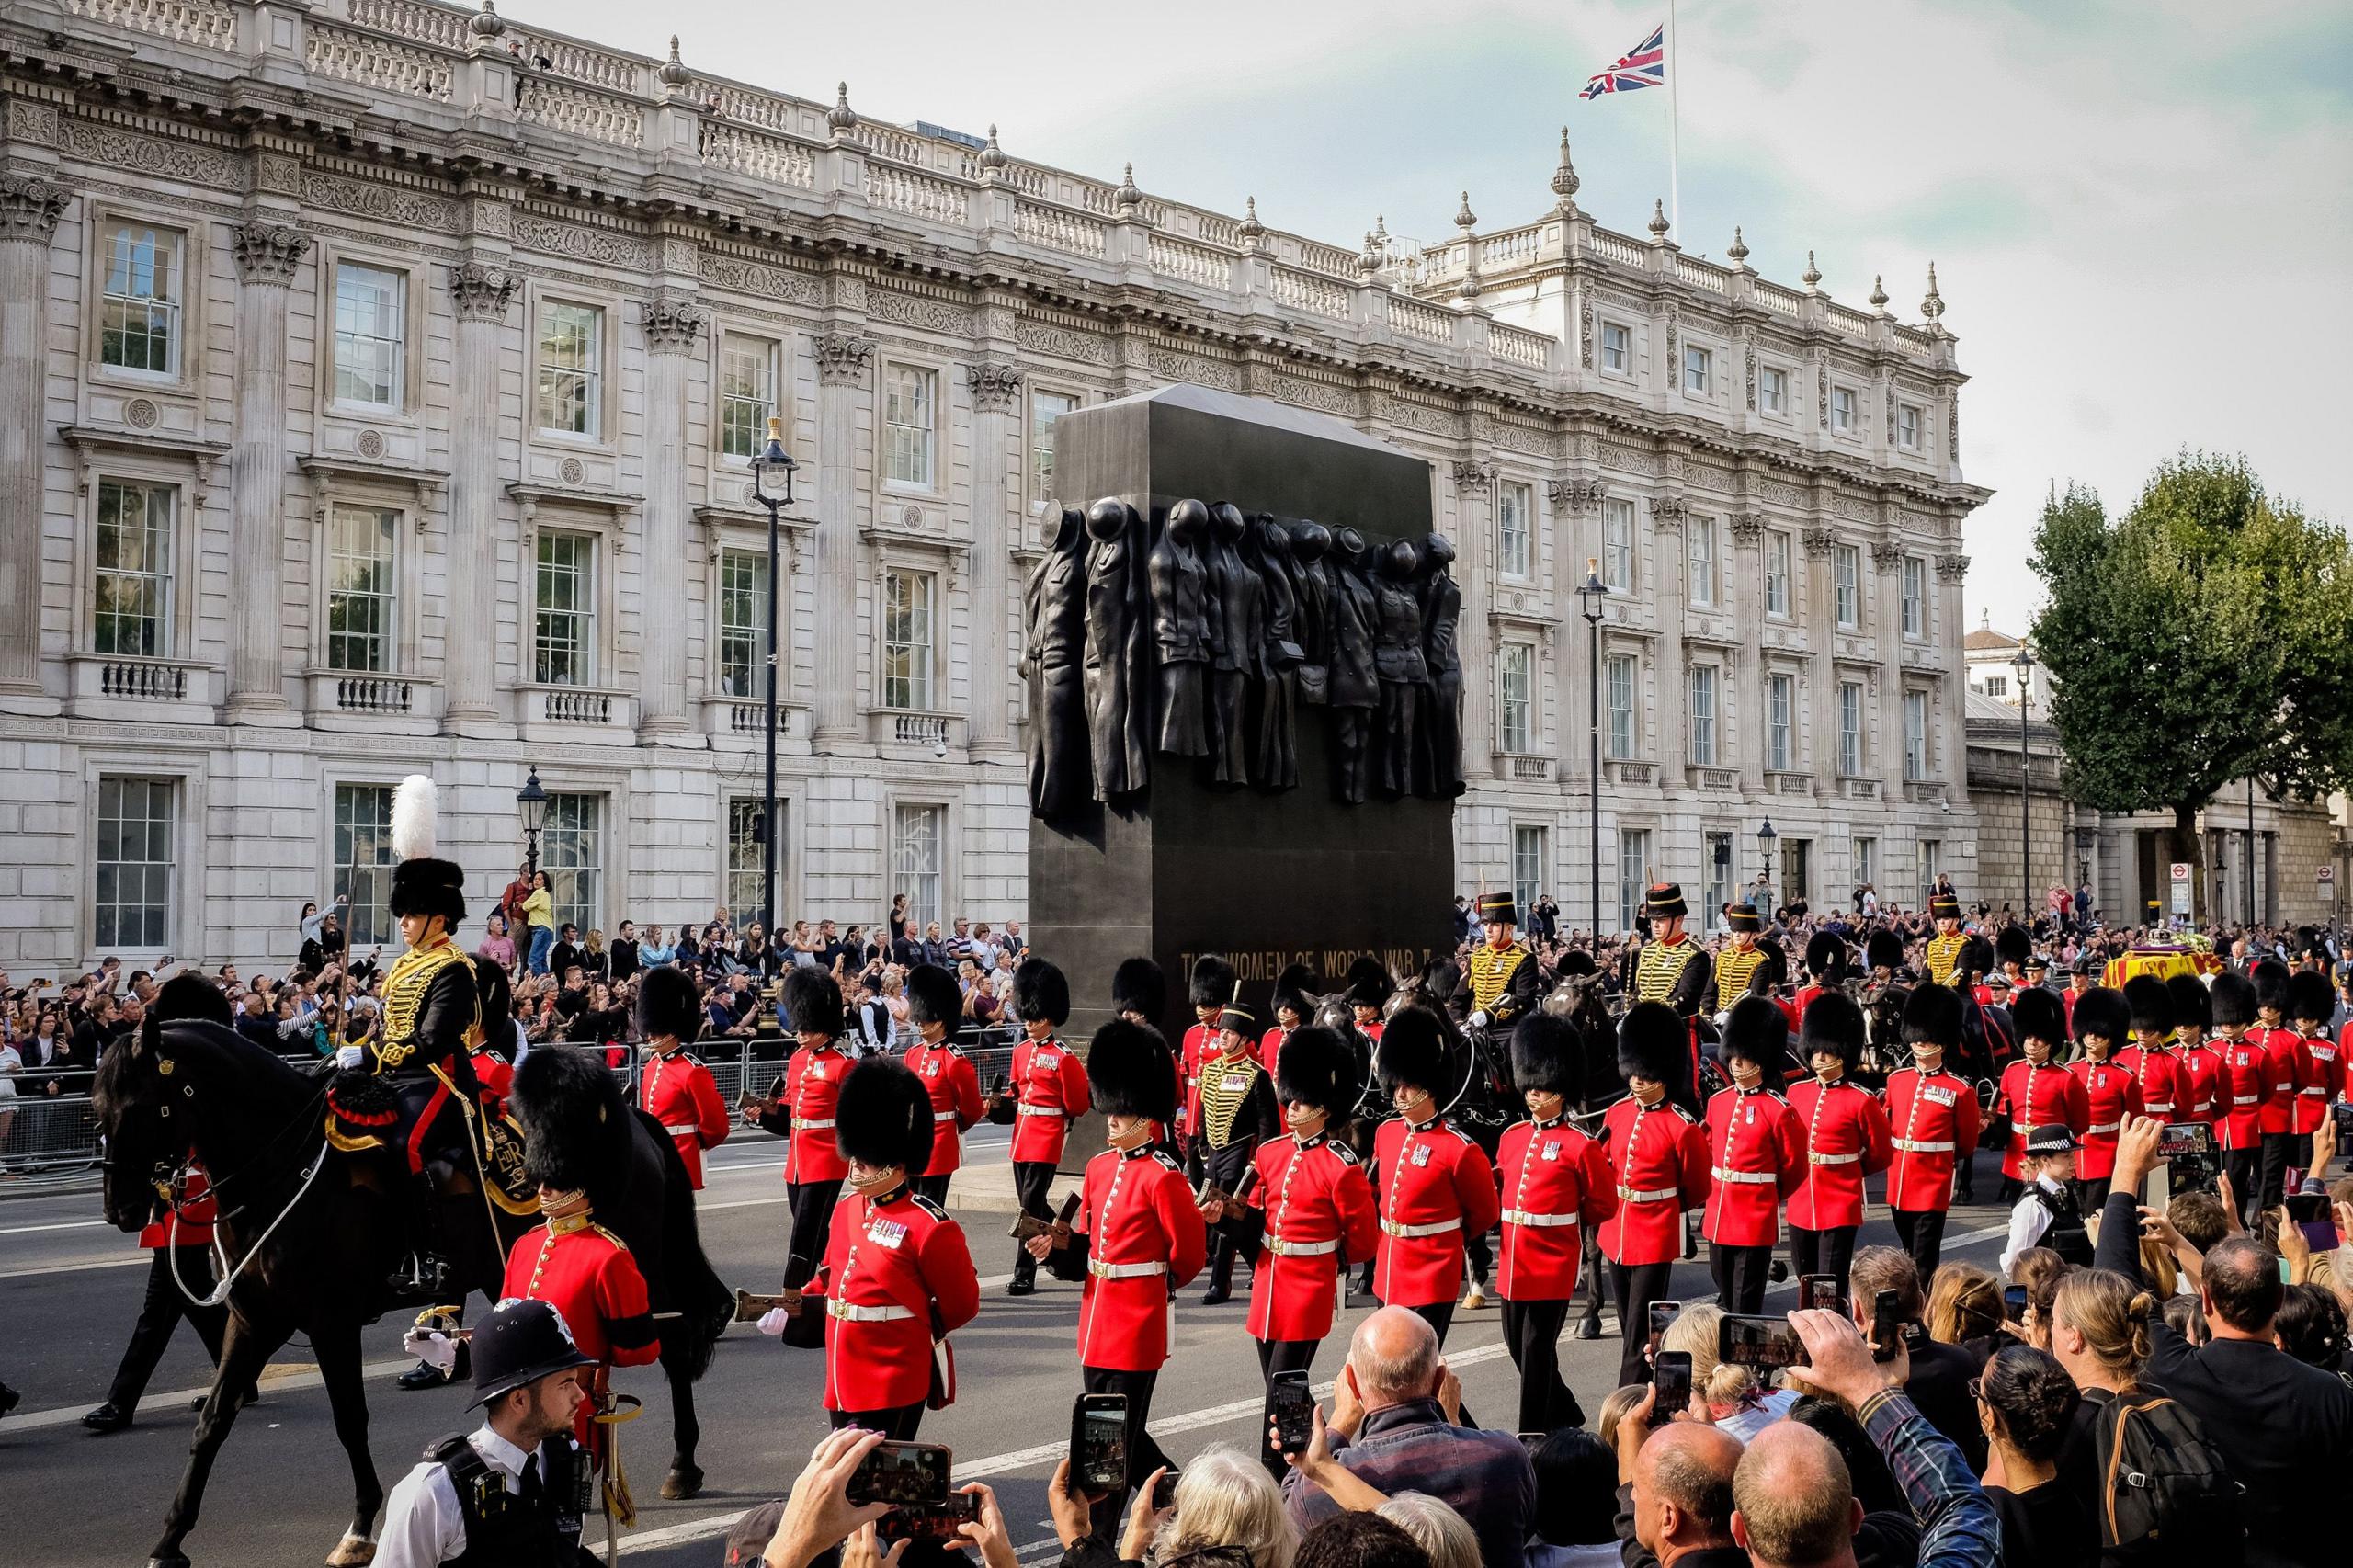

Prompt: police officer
[
  {"left": 377, "top": 1298, "right": 597, "bottom": 1568},
  {"left": 1005, "top": 958, "right": 1090, "bottom": 1296},
  {"left": 2067, "top": 987, "right": 2143, "bottom": 1209},
  {"left": 1450, "top": 892, "right": 1540, "bottom": 1037},
  {"left": 1784, "top": 993, "right": 1893, "bottom": 1301},
  {"left": 1883, "top": 984, "right": 1983, "bottom": 1280},
  {"left": 1995, "top": 986, "right": 2086, "bottom": 1206},
  {"left": 1368, "top": 1007, "right": 1499, "bottom": 1345},
  {"left": 2000, "top": 1125, "right": 2092, "bottom": 1271},
  {"left": 745, "top": 968, "right": 854, "bottom": 1291},
  {"left": 1495, "top": 1012, "right": 1616, "bottom": 1432},
  {"left": 1599, "top": 1002, "right": 1711, "bottom": 1388},
  {"left": 636, "top": 966, "right": 730, "bottom": 1190},
  {"left": 901, "top": 964, "right": 983, "bottom": 1207},
  {"left": 1195, "top": 1001, "right": 1282, "bottom": 1306},
  {"left": 1701, "top": 997, "right": 1804, "bottom": 1315}
]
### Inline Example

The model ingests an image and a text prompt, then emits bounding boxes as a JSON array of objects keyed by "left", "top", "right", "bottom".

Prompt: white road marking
[{"left": 0, "top": 1218, "right": 108, "bottom": 1236}]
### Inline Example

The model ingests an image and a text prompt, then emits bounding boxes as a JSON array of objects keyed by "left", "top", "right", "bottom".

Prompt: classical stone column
[
  {"left": 1651, "top": 494, "right": 1688, "bottom": 788},
  {"left": 1802, "top": 525, "right": 1839, "bottom": 788},
  {"left": 1729, "top": 512, "right": 1768, "bottom": 792},
  {"left": 224, "top": 221, "right": 311, "bottom": 722},
  {"left": 965, "top": 359, "right": 1023, "bottom": 754},
  {"left": 1451, "top": 460, "right": 1496, "bottom": 778},
  {"left": 443, "top": 259, "right": 518, "bottom": 733},
  {"left": 812, "top": 332, "right": 875, "bottom": 745},
  {"left": 1937, "top": 551, "right": 1972, "bottom": 802},
  {"left": 1873, "top": 540, "right": 1906, "bottom": 797},
  {"left": 639, "top": 295, "right": 708, "bottom": 738},
  {"left": 0, "top": 173, "right": 66, "bottom": 709}
]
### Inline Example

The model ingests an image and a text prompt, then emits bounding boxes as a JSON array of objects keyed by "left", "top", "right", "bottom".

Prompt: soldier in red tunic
[
  {"left": 1599, "top": 1002, "right": 1711, "bottom": 1387},
  {"left": 1369, "top": 1007, "right": 1500, "bottom": 1345},
  {"left": 636, "top": 965, "right": 730, "bottom": 1190},
  {"left": 900, "top": 964, "right": 983, "bottom": 1207},
  {"left": 1702, "top": 997, "right": 1804, "bottom": 1314},
  {"left": 1495, "top": 1012, "right": 1617, "bottom": 1432},
  {"left": 1347, "top": 957, "right": 1393, "bottom": 1046},
  {"left": 2209, "top": 971, "right": 2271, "bottom": 1223},
  {"left": 467, "top": 956, "right": 520, "bottom": 1115},
  {"left": 2113, "top": 976, "right": 2191, "bottom": 1142},
  {"left": 2168, "top": 973, "right": 2222, "bottom": 1125},
  {"left": 1005, "top": 958, "right": 1089, "bottom": 1296},
  {"left": 1178, "top": 955, "right": 1237, "bottom": 1175},
  {"left": 2287, "top": 970, "right": 2345, "bottom": 1173},
  {"left": 766, "top": 1057, "right": 980, "bottom": 1440},
  {"left": 1030, "top": 1020, "right": 1208, "bottom": 1517},
  {"left": 2066, "top": 988, "right": 2143, "bottom": 1208},
  {"left": 745, "top": 968, "right": 853, "bottom": 1290},
  {"left": 2253, "top": 959, "right": 2309, "bottom": 1215},
  {"left": 1792, "top": 931, "right": 1850, "bottom": 1026},
  {"left": 1883, "top": 984, "right": 1983, "bottom": 1279},
  {"left": 1260, "top": 963, "right": 1318, "bottom": 1085},
  {"left": 1995, "top": 987, "right": 2087, "bottom": 1204},
  {"left": 1111, "top": 956, "right": 1167, "bottom": 1031},
  {"left": 1784, "top": 992, "right": 1893, "bottom": 1301}
]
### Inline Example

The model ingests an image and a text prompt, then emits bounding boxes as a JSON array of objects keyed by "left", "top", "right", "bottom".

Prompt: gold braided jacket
[
  {"left": 374, "top": 935, "right": 478, "bottom": 1073},
  {"left": 1924, "top": 934, "right": 1967, "bottom": 988},
  {"left": 1634, "top": 937, "right": 1707, "bottom": 1014},
  {"left": 1468, "top": 941, "right": 1533, "bottom": 1015},
  {"left": 1714, "top": 944, "right": 1766, "bottom": 1000}
]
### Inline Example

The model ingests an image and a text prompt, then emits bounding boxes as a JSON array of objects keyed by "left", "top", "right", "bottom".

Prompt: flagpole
[{"left": 1666, "top": 0, "right": 1681, "bottom": 239}]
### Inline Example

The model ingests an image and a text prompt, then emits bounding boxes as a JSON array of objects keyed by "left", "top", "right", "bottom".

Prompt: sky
[{"left": 527, "top": 0, "right": 2351, "bottom": 630}]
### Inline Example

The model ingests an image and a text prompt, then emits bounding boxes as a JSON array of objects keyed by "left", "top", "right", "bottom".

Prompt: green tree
[{"left": 2028, "top": 453, "right": 2353, "bottom": 922}]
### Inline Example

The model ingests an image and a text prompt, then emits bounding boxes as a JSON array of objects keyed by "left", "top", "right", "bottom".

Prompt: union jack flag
[{"left": 1582, "top": 24, "right": 1665, "bottom": 98}]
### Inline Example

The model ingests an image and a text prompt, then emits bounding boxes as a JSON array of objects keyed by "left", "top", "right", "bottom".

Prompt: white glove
[
  {"left": 756, "top": 1307, "right": 793, "bottom": 1336},
  {"left": 1468, "top": 1010, "right": 1490, "bottom": 1032},
  {"left": 335, "top": 1044, "right": 364, "bottom": 1070},
  {"left": 402, "top": 1328, "right": 459, "bottom": 1373}
]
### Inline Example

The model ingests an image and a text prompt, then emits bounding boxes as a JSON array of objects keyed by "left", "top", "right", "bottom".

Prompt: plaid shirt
[
  {"left": 1282, "top": 1399, "right": 1534, "bottom": 1568},
  {"left": 1857, "top": 1388, "right": 2001, "bottom": 1568}
]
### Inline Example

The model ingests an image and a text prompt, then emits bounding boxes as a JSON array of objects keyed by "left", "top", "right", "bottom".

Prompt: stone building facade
[{"left": 0, "top": 0, "right": 1989, "bottom": 971}]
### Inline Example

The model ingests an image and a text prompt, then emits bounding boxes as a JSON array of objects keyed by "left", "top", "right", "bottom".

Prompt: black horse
[
  {"left": 1307, "top": 960, "right": 1517, "bottom": 1161},
  {"left": 94, "top": 1020, "right": 728, "bottom": 1568}
]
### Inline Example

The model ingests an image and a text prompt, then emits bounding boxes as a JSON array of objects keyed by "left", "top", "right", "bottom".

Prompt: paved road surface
[{"left": 0, "top": 1128, "right": 2018, "bottom": 1568}]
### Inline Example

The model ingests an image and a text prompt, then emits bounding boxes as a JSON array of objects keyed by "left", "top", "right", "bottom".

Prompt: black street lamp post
[
  {"left": 1577, "top": 559, "right": 1608, "bottom": 940},
  {"left": 2015, "top": 646, "right": 2034, "bottom": 920},
  {"left": 516, "top": 765, "right": 547, "bottom": 877},
  {"left": 749, "top": 415, "right": 800, "bottom": 940},
  {"left": 1757, "top": 818, "right": 1778, "bottom": 906}
]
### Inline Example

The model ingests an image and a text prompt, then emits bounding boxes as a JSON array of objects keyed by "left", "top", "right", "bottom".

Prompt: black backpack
[{"left": 2091, "top": 1392, "right": 2245, "bottom": 1565}]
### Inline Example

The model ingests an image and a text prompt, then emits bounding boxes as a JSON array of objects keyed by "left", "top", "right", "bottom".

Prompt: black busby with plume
[
  {"left": 905, "top": 963, "right": 963, "bottom": 1031},
  {"left": 784, "top": 967, "right": 844, "bottom": 1038},
  {"left": 1805, "top": 930, "right": 1849, "bottom": 983},
  {"left": 1866, "top": 929, "right": 1906, "bottom": 976},
  {"left": 1189, "top": 954, "right": 1237, "bottom": 1013},
  {"left": 2210, "top": 970, "right": 2259, "bottom": 1028},
  {"left": 1272, "top": 962, "right": 1319, "bottom": 1027},
  {"left": 2165, "top": 972, "right": 2211, "bottom": 1034},
  {"left": 2071, "top": 986, "right": 2130, "bottom": 1048},
  {"left": 2252, "top": 959, "right": 2291, "bottom": 1017},
  {"left": 1801, "top": 990, "right": 1868, "bottom": 1067},
  {"left": 1618, "top": 1000, "right": 1690, "bottom": 1089},
  {"left": 1276, "top": 1025, "right": 1354, "bottom": 1114},
  {"left": 2012, "top": 984, "right": 2068, "bottom": 1047},
  {"left": 1377, "top": 1006, "right": 1448, "bottom": 1097},
  {"left": 1345, "top": 956, "right": 1395, "bottom": 1012},
  {"left": 1511, "top": 1011, "right": 1583, "bottom": 1098},
  {"left": 1902, "top": 983, "right": 1965, "bottom": 1051},
  {"left": 1086, "top": 1018, "right": 1176, "bottom": 1123},
  {"left": 2122, "top": 974, "right": 2176, "bottom": 1039},
  {"left": 1111, "top": 958, "right": 1166, "bottom": 1025},
  {"left": 2287, "top": 969, "right": 2336, "bottom": 1026},
  {"left": 387, "top": 775, "right": 465, "bottom": 926},
  {"left": 1995, "top": 926, "right": 2033, "bottom": 974},
  {"left": 1721, "top": 997, "right": 1790, "bottom": 1092},
  {"left": 634, "top": 963, "right": 703, "bottom": 1045},
  {"left": 511, "top": 1043, "right": 632, "bottom": 1204},
  {"left": 1015, "top": 959, "right": 1070, "bottom": 1028},
  {"left": 835, "top": 1057, "right": 936, "bottom": 1176}
]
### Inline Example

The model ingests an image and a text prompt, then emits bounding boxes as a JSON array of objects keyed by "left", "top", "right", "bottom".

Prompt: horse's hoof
[
  {"left": 661, "top": 1464, "right": 704, "bottom": 1501},
  {"left": 325, "top": 1533, "right": 377, "bottom": 1566}
]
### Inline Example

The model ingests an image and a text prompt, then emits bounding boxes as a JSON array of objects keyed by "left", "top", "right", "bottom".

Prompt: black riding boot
[{"left": 388, "top": 1169, "right": 455, "bottom": 1301}]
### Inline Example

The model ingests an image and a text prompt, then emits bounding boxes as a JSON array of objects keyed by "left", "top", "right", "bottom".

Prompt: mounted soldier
[
  {"left": 1627, "top": 883, "right": 1712, "bottom": 1095},
  {"left": 1449, "top": 892, "right": 1540, "bottom": 1042}
]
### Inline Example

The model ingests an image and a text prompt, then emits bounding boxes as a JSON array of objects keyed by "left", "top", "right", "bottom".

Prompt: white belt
[
  {"left": 1267, "top": 1236, "right": 1341, "bottom": 1256},
  {"left": 2233, "top": 1095, "right": 2259, "bottom": 1106},
  {"left": 1810, "top": 1152, "right": 1860, "bottom": 1165},
  {"left": 794, "top": 1117, "right": 835, "bottom": 1131},
  {"left": 1711, "top": 1167, "right": 1779, "bottom": 1185},
  {"left": 1892, "top": 1140, "right": 1953, "bottom": 1153},
  {"left": 661, "top": 1123, "right": 699, "bottom": 1138},
  {"left": 2302, "top": 1087, "right": 2333, "bottom": 1096},
  {"left": 1017, "top": 1104, "right": 1063, "bottom": 1117},
  {"left": 933, "top": 1110, "right": 959, "bottom": 1122},
  {"left": 2143, "top": 1104, "right": 2175, "bottom": 1115},
  {"left": 1088, "top": 1258, "right": 1168, "bottom": 1279},
  {"left": 1381, "top": 1217, "right": 1462, "bottom": 1238},
  {"left": 2086, "top": 1121, "right": 2120, "bottom": 1135},
  {"left": 1503, "top": 1210, "right": 1581, "bottom": 1226},
  {"left": 1619, "top": 1186, "right": 1679, "bottom": 1203},
  {"left": 827, "top": 1300, "right": 915, "bottom": 1323}
]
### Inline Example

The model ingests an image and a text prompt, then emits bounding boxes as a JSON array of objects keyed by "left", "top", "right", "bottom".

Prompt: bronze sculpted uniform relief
[{"left": 1023, "top": 495, "right": 1464, "bottom": 816}]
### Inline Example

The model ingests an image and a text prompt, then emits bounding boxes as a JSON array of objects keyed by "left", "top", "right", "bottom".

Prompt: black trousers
[
  {"left": 1011, "top": 1161, "right": 1056, "bottom": 1286},
  {"left": 1578, "top": 1230, "right": 1609, "bottom": 1324},
  {"left": 1081, "top": 1366, "right": 1165, "bottom": 1531},
  {"left": 2225, "top": 1147, "right": 2265, "bottom": 1227},
  {"left": 1609, "top": 1261, "right": 1675, "bottom": 1388},
  {"left": 829, "top": 1402, "right": 924, "bottom": 1440},
  {"left": 1499, "top": 1298, "right": 1583, "bottom": 1435},
  {"left": 107, "top": 1246, "right": 233, "bottom": 1412},
  {"left": 1255, "top": 1338, "right": 1318, "bottom": 1478},
  {"left": 1708, "top": 1243, "right": 1772, "bottom": 1316},
  {"left": 1788, "top": 1226, "right": 1857, "bottom": 1301},
  {"left": 1892, "top": 1210, "right": 1949, "bottom": 1282},
  {"left": 1199, "top": 1139, "right": 1255, "bottom": 1297},
  {"left": 783, "top": 1181, "right": 838, "bottom": 1290},
  {"left": 1951, "top": 1149, "right": 1978, "bottom": 1204},
  {"left": 911, "top": 1172, "right": 953, "bottom": 1208},
  {"left": 2258, "top": 1131, "right": 2296, "bottom": 1216}
]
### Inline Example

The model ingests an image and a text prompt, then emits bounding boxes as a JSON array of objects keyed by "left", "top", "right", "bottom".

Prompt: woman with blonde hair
[
  {"left": 1927, "top": 1260, "right": 2004, "bottom": 1363},
  {"left": 1121, "top": 1443, "right": 1298, "bottom": 1568},
  {"left": 2008, "top": 1245, "right": 2071, "bottom": 1352},
  {"left": 1376, "top": 1494, "right": 1479, "bottom": 1568},
  {"left": 1661, "top": 1301, "right": 1798, "bottom": 1440},
  {"left": 2044, "top": 1265, "right": 2158, "bottom": 1505}
]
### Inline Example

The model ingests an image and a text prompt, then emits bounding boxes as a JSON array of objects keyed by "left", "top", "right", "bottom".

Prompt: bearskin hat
[
  {"left": 1086, "top": 1018, "right": 1176, "bottom": 1123},
  {"left": 1345, "top": 957, "right": 1394, "bottom": 1011},
  {"left": 1722, "top": 996, "right": 1790, "bottom": 1091},
  {"left": 905, "top": 963, "right": 962, "bottom": 1029},
  {"left": 2210, "top": 971, "right": 2259, "bottom": 1028},
  {"left": 2122, "top": 974, "right": 2176, "bottom": 1037},
  {"left": 2252, "top": 959, "right": 2291, "bottom": 1016},
  {"left": 385, "top": 776, "right": 465, "bottom": 926},
  {"left": 1800, "top": 991, "right": 1867, "bottom": 1065},
  {"left": 1902, "top": 983, "right": 1965, "bottom": 1050},
  {"left": 633, "top": 963, "right": 702, "bottom": 1044},
  {"left": 1014, "top": 959, "right": 1070, "bottom": 1028},
  {"left": 1751, "top": 938, "right": 1788, "bottom": 993},
  {"left": 1995, "top": 926, "right": 2033, "bottom": 971},
  {"left": 2287, "top": 969, "right": 2336, "bottom": 1025},
  {"left": 1555, "top": 949, "right": 1597, "bottom": 979},
  {"left": 472, "top": 955, "right": 514, "bottom": 1037},
  {"left": 1959, "top": 936, "right": 1995, "bottom": 981},
  {"left": 2296, "top": 926, "right": 2328, "bottom": 963},
  {"left": 783, "top": 966, "right": 844, "bottom": 1037},
  {"left": 1618, "top": 1000, "right": 1688, "bottom": 1086},
  {"left": 511, "top": 1042, "right": 631, "bottom": 1198},
  {"left": 1272, "top": 962, "right": 1319, "bottom": 1025},
  {"left": 1377, "top": 1006, "right": 1448, "bottom": 1096},
  {"left": 1275, "top": 1024, "right": 1352, "bottom": 1112},
  {"left": 2165, "top": 972, "right": 2211, "bottom": 1033},
  {"left": 1110, "top": 957, "right": 1166, "bottom": 1023},
  {"left": 2012, "top": 984, "right": 2068, "bottom": 1045},
  {"left": 1188, "top": 954, "right": 1237, "bottom": 1011},
  {"left": 2071, "top": 986, "right": 2130, "bottom": 1046},
  {"left": 1866, "top": 929, "right": 1906, "bottom": 974},
  {"left": 835, "top": 1057, "right": 936, "bottom": 1175},
  {"left": 1805, "top": 931, "right": 1849, "bottom": 982},
  {"left": 1511, "top": 1011, "right": 1582, "bottom": 1098},
  {"left": 153, "top": 971, "right": 234, "bottom": 1028}
]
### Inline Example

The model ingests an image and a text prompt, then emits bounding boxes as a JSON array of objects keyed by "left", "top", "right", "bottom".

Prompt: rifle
[
  {"left": 1008, "top": 1190, "right": 1082, "bottom": 1243},
  {"left": 732, "top": 1287, "right": 804, "bottom": 1323}
]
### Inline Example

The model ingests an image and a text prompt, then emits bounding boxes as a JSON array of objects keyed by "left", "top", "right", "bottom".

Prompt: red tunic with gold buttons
[
  {"left": 1245, "top": 1131, "right": 1379, "bottom": 1343},
  {"left": 1701, "top": 1087, "right": 1803, "bottom": 1246},
  {"left": 2113, "top": 1043, "right": 2191, "bottom": 1130},
  {"left": 1370, "top": 1114, "right": 1501, "bottom": 1307},
  {"left": 904, "top": 1039, "right": 984, "bottom": 1174},
  {"left": 2258, "top": 1027, "right": 2308, "bottom": 1137},
  {"left": 1259, "top": 1027, "right": 1293, "bottom": 1085},
  {"left": 1072, "top": 1144, "right": 1207, "bottom": 1371},
  {"left": 501, "top": 1212, "right": 658, "bottom": 1447},
  {"left": 2070, "top": 1056, "right": 2145, "bottom": 1182},
  {"left": 807, "top": 1185, "right": 979, "bottom": 1413},
  {"left": 1785, "top": 1078, "right": 1893, "bottom": 1231},
  {"left": 2177, "top": 1038, "right": 2222, "bottom": 1125},
  {"left": 1495, "top": 1115, "right": 1618, "bottom": 1299},
  {"left": 779, "top": 1042, "right": 850, "bottom": 1184},
  {"left": 640, "top": 1048, "right": 730, "bottom": 1188},
  {"left": 1598, "top": 1097, "right": 1711, "bottom": 1267},
  {"left": 2214, "top": 1033, "right": 2273, "bottom": 1151},
  {"left": 1996, "top": 1060, "right": 2089, "bottom": 1178},
  {"left": 1007, "top": 1035, "right": 1091, "bottom": 1165},
  {"left": 1882, "top": 1068, "right": 1981, "bottom": 1214},
  {"left": 2291, "top": 1028, "right": 2344, "bottom": 1136}
]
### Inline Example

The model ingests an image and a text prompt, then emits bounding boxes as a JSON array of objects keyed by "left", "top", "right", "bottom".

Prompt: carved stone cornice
[
  {"left": 966, "top": 360, "right": 1024, "bottom": 414},
  {"left": 232, "top": 222, "right": 311, "bottom": 286},
  {"left": 813, "top": 333, "right": 877, "bottom": 387},
  {"left": 1546, "top": 475, "right": 1605, "bottom": 514},
  {"left": 642, "top": 294, "right": 710, "bottom": 354},
  {"left": 1450, "top": 459, "right": 1496, "bottom": 493},
  {"left": 1935, "top": 552, "right": 1971, "bottom": 582},
  {"left": 1728, "top": 511, "right": 1767, "bottom": 545},
  {"left": 449, "top": 260, "right": 520, "bottom": 323},
  {"left": 1649, "top": 494, "right": 1688, "bottom": 528},
  {"left": 1870, "top": 541, "right": 1905, "bottom": 571},
  {"left": 0, "top": 174, "right": 69, "bottom": 244}
]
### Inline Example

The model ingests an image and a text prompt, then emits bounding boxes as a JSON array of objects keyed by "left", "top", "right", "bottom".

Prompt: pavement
[{"left": 0, "top": 1127, "right": 2021, "bottom": 1568}]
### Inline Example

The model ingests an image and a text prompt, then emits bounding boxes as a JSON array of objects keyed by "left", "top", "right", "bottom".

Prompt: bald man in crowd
[{"left": 1609, "top": 1411, "right": 1745, "bottom": 1568}]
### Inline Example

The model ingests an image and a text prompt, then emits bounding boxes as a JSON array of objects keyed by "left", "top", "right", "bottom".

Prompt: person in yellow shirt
[{"left": 522, "top": 871, "right": 556, "bottom": 975}]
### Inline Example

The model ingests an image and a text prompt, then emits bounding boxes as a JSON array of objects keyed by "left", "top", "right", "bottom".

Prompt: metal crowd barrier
[{"left": 0, "top": 1091, "right": 99, "bottom": 1178}]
